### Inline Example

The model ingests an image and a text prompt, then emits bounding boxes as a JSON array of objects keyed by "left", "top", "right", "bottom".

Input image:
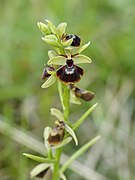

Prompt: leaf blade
[
  {"left": 73, "top": 103, "right": 98, "bottom": 130},
  {"left": 23, "top": 153, "right": 56, "bottom": 163},
  {"left": 60, "top": 135, "right": 101, "bottom": 173}
]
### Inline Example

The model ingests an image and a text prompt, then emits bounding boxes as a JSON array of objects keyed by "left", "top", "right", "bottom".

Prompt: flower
[
  {"left": 41, "top": 66, "right": 54, "bottom": 80},
  {"left": 47, "top": 53, "right": 91, "bottom": 85},
  {"left": 47, "top": 121, "right": 65, "bottom": 146},
  {"left": 63, "top": 34, "right": 81, "bottom": 47},
  {"left": 70, "top": 84, "right": 95, "bottom": 102},
  {"left": 56, "top": 58, "right": 83, "bottom": 84}
]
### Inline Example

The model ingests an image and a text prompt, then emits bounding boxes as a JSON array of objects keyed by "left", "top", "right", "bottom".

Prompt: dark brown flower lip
[
  {"left": 47, "top": 121, "right": 65, "bottom": 146},
  {"left": 56, "top": 59, "right": 83, "bottom": 84}
]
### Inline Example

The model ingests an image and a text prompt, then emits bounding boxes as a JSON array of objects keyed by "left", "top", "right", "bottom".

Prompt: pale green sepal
[
  {"left": 64, "top": 47, "right": 73, "bottom": 54},
  {"left": 45, "top": 19, "right": 56, "bottom": 34},
  {"left": 42, "top": 35, "right": 61, "bottom": 48},
  {"left": 41, "top": 75, "right": 56, "bottom": 88},
  {"left": 60, "top": 135, "right": 101, "bottom": 173},
  {"left": 30, "top": 163, "right": 52, "bottom": 178},
  {"left": 37, "top": 22, "right": 51, "bottom": 35},
  {"left": 70, "top": 90, "right": 81, "bottom": 105},
  {"left": 61, "top": 38, "right": 73, "bottom": 47},
  {"left": 76, "top": 41, "right": 90, "bottom": 54},
  {"left": 43, "top": 127, "right": 52, "bottom": 149},
  {"left": 50, "top": 108, "right": 64, "bottom": 121},
  {"left": 60, "top": 173, "right": 67, "bottom": 180},
  {"left": 73, "top": 103, "right": 98, "bottom": 130},
  {"left": 57, "top": 22, "right": 67, "bottom": 38},
  {"left": 51, "top": 137, "right": 72, "bottom": 149},
  {"left": 48, "top": 50, "right": 57, "bottom": 59},
  {"left": 73, "top": 54, "right": 92, "bottom": 64},
  {"left": 23, "top": 153, "right": 56, "bottom": 163},
  {"left": 65, "top": 124, "right": 78, "bottom": 146},
  {"left": 47, "top": 56, "right": 66, "bottom": 65}
]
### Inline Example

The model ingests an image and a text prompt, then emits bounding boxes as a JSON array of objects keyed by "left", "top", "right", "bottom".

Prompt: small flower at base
[
  {"left": 36, "top": 167, "right": 50, "bottom": 178},
  {"left": 47, "top": 121, "right": 65, "bottom": 146}
]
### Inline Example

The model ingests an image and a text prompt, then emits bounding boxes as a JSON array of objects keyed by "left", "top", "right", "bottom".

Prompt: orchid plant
[{"left": 23, "top": 19, "right": 100, "bottom": 180}]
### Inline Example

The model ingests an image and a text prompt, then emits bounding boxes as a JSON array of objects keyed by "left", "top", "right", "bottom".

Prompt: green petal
[
  {"left": 57, "top": 22, "right": 67, "bottom": 38},
  {"left": 65, "top": 124, "right": 78, "bottom": 146},
  {"left": 76, "top": 41, "right": 90, "bottom": 54},
  {"left": 70, "top": 90, "right": 81, "bottom": 105},
  {"left": 43, "top": 127, "right": 52, "bottom": 149},
  {"left": 50, "top": 108, "right": 64, "bottom": 121},
  {"left": 30, "top": 163, "right": 52, "bottom": 178},
  {"left": 48, "top": 50, "right": 57, "bottom": 59},
  {"left": 51, "top": 137, "right": 72, "bottom": 149},
  {"left": 47, "top": 56, "right": 66, "bottom": 65},
  {"left": 42, "top": 35, "right": 61, "bottom": 48},
  {"left": 61, "top": 38, "right": 73, "bottom": 47},
  {"left": 41, "top": 75, "right": 56, "bottom": 88},
  {"left": 45, "top": 19, "right": 56, "bottom": 34},
  {"left": 73, "top": 54, "right": 92, "bottom": 64},
  {"left": 37, "top": 22, "right": 51, "bottom": 35},
  {"left": 23, "top": 153, "right": 56, "bottom": 163}
]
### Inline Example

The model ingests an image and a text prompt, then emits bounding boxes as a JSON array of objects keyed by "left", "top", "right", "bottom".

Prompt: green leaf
[
  {"left": 73, "top": 103, "right": 98, "bottom": 130},
  {"left": 50, "top": 108, "right": 64, "bottom": 121},
  {"left": 37, "top": 22, "right": 51, "bottom": 35},
  {"left": 41, "top": 75, "right": 56, "bottom": 88},
  {"left": 51, "top": 137, "right": 72, "bottom": 149},
  {"left": 61, "top": 38, "right": 73, "bottom": 47},
  {"left": 57, "top": 22, "right": 67, "bottom": 38},
  {"left": 60, "top": 173, "right": 67, "bottom": 180},
  {"left": 42, "top": 35, "right": 61, "bottom": 48},
  {"left": 65, "top": 124, "right": 78, "bottom": 145},
  {"left": 48, "top": 50, "right": 57, "bottom": 59},
  {"left": 45, "top": 19, "right": 56, "bottom": 34},
  {"left": 30, "top": 163, "right": 52, "bottom": 178},
  {"left": 70, "top": 90, "right": 81, "bottom": 105},
  {"left": 76, "top": 41, "right": 90, "bottom": 54},
  {"left": 60, "top": 135, "right": 101, "bottom": 173},
  {"left": 47, "top": 56, "right": 66, "bottom": 65},
  {"left": 23, "top": 153, "right": 56, "bottom": 163},
  {"left": 73, "top": 54, "right": 92, "bottom": 64}
]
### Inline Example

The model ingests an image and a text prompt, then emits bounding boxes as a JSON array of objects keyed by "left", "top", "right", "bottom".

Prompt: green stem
[
  {"left": 52, "top": 148, "right": 62, "bottom": 180},
  {"left": 58, "top": 81, "right": 64, "bottom": 110},
  {"left": 52, "top": 48, "right": 70, "bottom": 180},
  {"left": 62, "top": 84, "right": 70, "bottom": 122}
]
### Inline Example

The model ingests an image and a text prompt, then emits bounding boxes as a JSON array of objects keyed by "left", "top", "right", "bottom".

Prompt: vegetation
[{"left": 0, "top": 0, "right": 135, "bottom": 180}]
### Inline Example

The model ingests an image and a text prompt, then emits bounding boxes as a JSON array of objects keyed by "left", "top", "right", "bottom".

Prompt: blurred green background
[{"left": 0, "top": 0, "right": 135, "bottom": 180}]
